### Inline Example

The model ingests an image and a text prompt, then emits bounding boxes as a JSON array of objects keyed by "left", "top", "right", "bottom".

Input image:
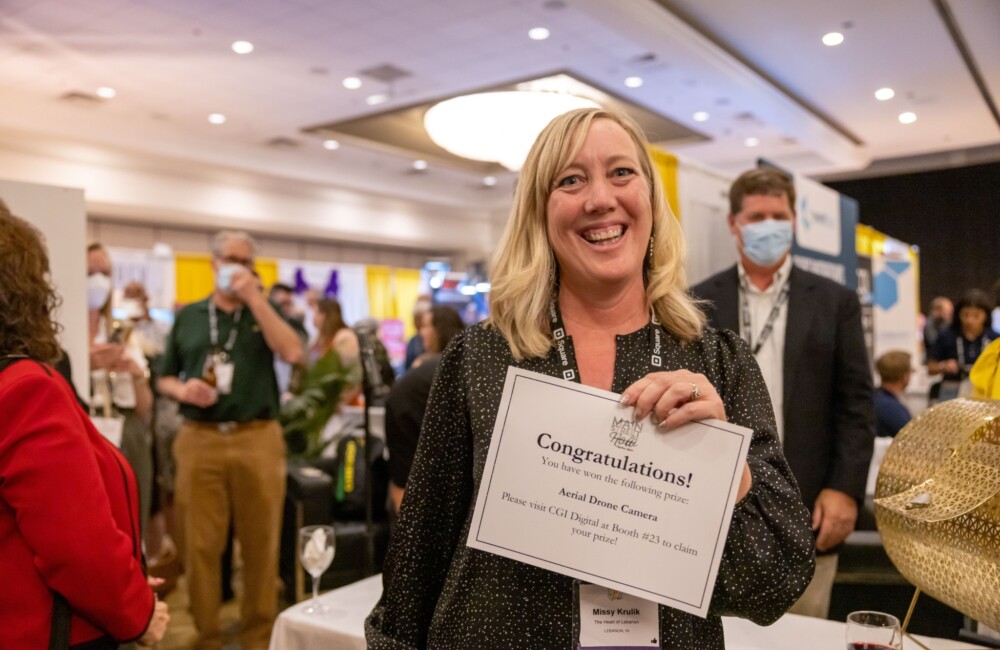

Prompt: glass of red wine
[{"left": 845, "top": 610, "right": 902, "bottom": 650}]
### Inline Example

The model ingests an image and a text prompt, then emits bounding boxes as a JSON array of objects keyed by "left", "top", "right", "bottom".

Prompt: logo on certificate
[{"left": 609, "top": 417, "right": 642, "bottom": 450}]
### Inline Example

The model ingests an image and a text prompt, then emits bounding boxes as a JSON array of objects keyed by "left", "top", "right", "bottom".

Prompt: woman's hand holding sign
[{"left": 621, "top": 371, "right": 752, "bottom": 501}]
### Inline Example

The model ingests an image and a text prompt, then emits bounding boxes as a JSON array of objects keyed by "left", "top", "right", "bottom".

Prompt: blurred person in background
[
  {"left": 157, "top": 230, "right": 303, "bottom": 650},
  {"left": 874, "top": 350, "right": 913, "bottom": 438},
  {"left": 268, "top": 282, "right": 308, "bottom": 398},
  {"left": 87, "top": 243, "right": 155, "bottom": 537},
  {"left": 122, "top": 281, "right": 172, "bottom": 359},
  {"left": 928, "top": 289, "right": 998, "bottom": 401},
  {"left": 122, "top": 280, "right": 183, "bottom": 586},
  {"left": 403, "top": 295, "right": 432, "bottom": 372},
  {"left": 923, "top": 296, "right": 954, "bottom": 353},
  {"left": 385, "top": 306, "right": 465, "bottom": 513},
  {"left": 692, "top": 167, "right": 873, "bottom": 619},
  {"left": 992, "top": 279, "right": 1000, "bottom": 334},
  {"left": 312, "top": 297, "right": 360, "bottom": 366},
  {"left": 0, "top": 205, "right": 168, "bottom": 648},
  {"left": 308, "top": 297, "right": 363, "bottom": 408}
]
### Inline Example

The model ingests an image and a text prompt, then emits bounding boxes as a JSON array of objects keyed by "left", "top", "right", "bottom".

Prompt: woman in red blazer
[{"left": 0, "top": 205, "right": 169, "bottom": 648}]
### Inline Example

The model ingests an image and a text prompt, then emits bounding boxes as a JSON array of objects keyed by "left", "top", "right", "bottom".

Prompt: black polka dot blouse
[{"left": 366, "top": 320, "right": 815, "bottom": 649}]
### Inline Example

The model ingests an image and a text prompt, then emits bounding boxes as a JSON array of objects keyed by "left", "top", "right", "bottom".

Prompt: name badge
[
  {"left": 578, "top": 583, "right": 659, "bottom": 648},
  {"left": 214, "top": 360, "right": 235, "bottom": 394},
  {"left": 90, "top": 415, "right": 125, "bottom": 448}
]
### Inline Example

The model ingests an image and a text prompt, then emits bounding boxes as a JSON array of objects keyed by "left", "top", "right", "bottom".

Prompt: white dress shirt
[{"left": 738, "top": 256, "right": 792, "bottom": 443}]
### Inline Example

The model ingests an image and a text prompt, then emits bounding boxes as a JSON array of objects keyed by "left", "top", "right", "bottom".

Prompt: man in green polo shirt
[{"left": 158, "top": 230, "right": 303, "bottom": 650}]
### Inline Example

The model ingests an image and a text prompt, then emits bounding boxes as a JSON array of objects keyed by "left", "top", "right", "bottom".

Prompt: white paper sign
[
  {"left": 467, "top": 368, "right": 751, "bottom": 618},
  {"left": 90, "top": 415, "right": 124, "bottom": 448}
]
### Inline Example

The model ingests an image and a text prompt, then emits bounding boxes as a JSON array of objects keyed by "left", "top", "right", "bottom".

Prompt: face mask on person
[
  {"left": 740, "top": 219, "right": 793, "bottom": 267},
  {"left": 87, "top": 273, "right": 113, "bottom": 310},
  {"left": 216, "top": 263, "right": 244, "bottom": 295},
  {"left": 121, "top": 298, "right": 146, "bottom": 320}
]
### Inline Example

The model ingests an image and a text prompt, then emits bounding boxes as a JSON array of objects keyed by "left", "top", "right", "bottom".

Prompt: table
[{"left": 269, "top": 574, "right": 986, "bottom": 650}]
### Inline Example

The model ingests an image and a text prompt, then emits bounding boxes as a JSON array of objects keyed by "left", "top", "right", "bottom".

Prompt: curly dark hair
[{"left": 0, "top": 206, "right": 63, "bottom": 362}]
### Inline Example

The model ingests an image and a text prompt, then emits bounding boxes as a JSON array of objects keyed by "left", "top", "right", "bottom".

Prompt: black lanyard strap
[
  {"left": 956, "top": 336, "right": 984, "bottom": 373},
  {"left": 740, "top": 280, "right": 790, "bottom": 356},
  {"left": 548, "top": 298, "right": 664, "bottom": 379}
]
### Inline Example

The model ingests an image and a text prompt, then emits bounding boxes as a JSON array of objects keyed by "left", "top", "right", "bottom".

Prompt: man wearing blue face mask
[
  {"left": 692, "top": 168, "right": 873, "bottom": 619},
  {"left": 158, "top": 230, "right": 304, "bottom": 649}
]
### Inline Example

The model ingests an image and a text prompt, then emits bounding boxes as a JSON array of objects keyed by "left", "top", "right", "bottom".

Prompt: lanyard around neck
[
  {"left": 548, "top": 297, "right": 664, "bottom": 381},
  {"left": 209, "top": 301, "right": 242, "bottom": 354},
  {"left": 956, "top": 336, "right": 984, "bottom": 372},
  {"left": 740, "top": 278, "right": 791, "bottom": 356}
]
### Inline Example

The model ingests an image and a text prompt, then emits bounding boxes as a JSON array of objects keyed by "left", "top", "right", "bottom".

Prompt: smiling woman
[{"left": 365, "top": 108, "right": 815, "bottom": 650}]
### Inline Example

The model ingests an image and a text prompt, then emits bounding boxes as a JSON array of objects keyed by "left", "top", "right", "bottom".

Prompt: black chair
[
  {"left": 279, "top": 451, "right": 390, "bottom": 604},
  {"left": 279, "top": 327, "right": 392, "bottom": 605}
]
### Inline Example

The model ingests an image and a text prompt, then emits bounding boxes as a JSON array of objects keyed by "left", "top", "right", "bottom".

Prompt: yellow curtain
[
  {"left": 648, "top": 145, "right": 681, "bottom": 221},
  {"left": 175, "top": 253, "right": 214, "bottom": 306},
  {"left": 256, "top": 259, "right": 278, "bottom": 291},
  {"left": 394, "top": 268, "right": 423, "bottom": 339},
  {"left": 174, "top": 253, "right": 279, "bottom": 306},
  {"left": 366, "top": 265, "right": 393, "bottom": 320}
]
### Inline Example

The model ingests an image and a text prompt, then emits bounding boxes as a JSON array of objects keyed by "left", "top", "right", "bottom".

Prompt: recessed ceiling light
[
  {"left": 483, "top": 176, "right": 497, "bottom": 187},
  {"left": 323, "top": 139, "right": 340, "bottom": 150},
  {"left": 231, "top": 40, "right": 254, "bottom": 54},
  {"left": 528, "top": 27, "right": 550, "bottom": 41},
  {"left": 822, "top": 32, "right": 844, "bottom": 46},
  {"left": 412, "top": 160, "right": 428, "bottom": 171},
  {"left": 208, "top": 113, "right": 226, "bottom": 125},
  {"left": 898, "top": 112, "right": 917, "bottom": 124},
  {"left": 744, "top": 137, "right": 759, "bottom": 147},
  {"left": 366, "top": 93, "right": 389, "bottom": 106},
  {"left": 624, "top": 76, "right": 643, "bottom": 89},
  {"left": 342, "top": 76, "right": 362, "bottom": 90},
  {"left": 875, "top": 87, "right": 895, "bottom": 101},
  {"left": 692, "top": 111, "right": 710, "bottom": 122},
  {"left": 96, "top": 86, "right": 116, "bottom": 99}
]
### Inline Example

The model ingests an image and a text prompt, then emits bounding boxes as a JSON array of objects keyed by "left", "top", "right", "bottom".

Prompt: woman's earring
[{"left": 646, "top": 235, "right": 655, "bottom": 269}]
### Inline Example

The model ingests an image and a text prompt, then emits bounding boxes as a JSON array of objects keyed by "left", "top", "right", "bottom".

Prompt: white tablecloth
[{"left": 269, "top": 574, "right": 986, "bottom": 650}]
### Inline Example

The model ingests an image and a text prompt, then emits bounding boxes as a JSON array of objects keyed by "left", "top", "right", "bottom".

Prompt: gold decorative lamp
[{"left": 874, "top": 397, "right": 1000, "bottom": 634}]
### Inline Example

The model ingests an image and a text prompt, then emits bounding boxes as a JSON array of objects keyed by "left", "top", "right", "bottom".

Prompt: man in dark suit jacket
[{"left": 691, "top": 168, "right": 874, "bottom": 618}]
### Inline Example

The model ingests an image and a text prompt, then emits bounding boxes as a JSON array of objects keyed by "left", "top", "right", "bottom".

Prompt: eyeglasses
[{"left": 219, "top": 255, "right": 254, "bottom": 268}]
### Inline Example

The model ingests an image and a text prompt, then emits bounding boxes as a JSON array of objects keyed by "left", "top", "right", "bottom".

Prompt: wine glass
[
  {"left": 846, "top": 610, "right": 902, "bottom": 650},
  {"left": 298, "top": 525, "right": 335, "bottom": 615}
]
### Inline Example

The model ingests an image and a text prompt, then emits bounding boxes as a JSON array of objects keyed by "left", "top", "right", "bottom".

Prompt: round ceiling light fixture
[
  {"left": 424, "top": 91, "right": 599, "bottom": 171},
  {"left": 822, "top": 32, "right": 844, "bottom": 46}
]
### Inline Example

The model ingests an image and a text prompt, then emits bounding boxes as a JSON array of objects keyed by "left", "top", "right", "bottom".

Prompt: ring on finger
[{"left": 689, "top": 383, "right": 701, "bottom": 401}]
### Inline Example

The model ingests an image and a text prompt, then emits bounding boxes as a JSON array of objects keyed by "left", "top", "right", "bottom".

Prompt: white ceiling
[{"left": 1, "top": 0, "right": 998, "bottom": 216}]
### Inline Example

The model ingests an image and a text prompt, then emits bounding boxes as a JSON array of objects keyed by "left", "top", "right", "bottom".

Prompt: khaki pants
[
  {"left": 788, "top": 553, "right": 838, "bottom": 619},
  {"left": 174, "top": 420, "right": 286, "bottom": 650}
]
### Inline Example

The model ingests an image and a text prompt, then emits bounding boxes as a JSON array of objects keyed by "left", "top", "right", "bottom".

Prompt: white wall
[
  {"left": 677, "top": 159, "right": 737, "bottom": 286},
  {"left": 0, "top": 179, "right": 89, "bottom": 393}
]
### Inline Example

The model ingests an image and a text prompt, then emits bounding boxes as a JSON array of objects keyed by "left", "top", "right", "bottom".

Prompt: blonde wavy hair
[{"left": 487, "top": 108, "right": 705, "bottom": 360}]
